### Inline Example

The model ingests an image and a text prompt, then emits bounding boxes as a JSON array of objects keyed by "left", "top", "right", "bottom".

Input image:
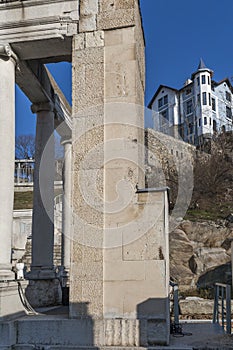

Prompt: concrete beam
[
  {"left": 0, "top": 0, "right": 78, "bottom": 62},
  {"left": 16, "top": 59, "right": 72, "bottom": 136}
]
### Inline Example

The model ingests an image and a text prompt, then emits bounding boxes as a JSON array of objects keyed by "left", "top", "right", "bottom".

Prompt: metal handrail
[
  {"left": 170, "top": 280, "right": 179, "bottom": 326},
  {"left": 213, "top": 283, "right": 231, "bottom": 334}
]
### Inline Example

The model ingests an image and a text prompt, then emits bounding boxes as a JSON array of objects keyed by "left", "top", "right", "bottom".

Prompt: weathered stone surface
[
  {"left": 179, "top": 297, "right": 214, "bottom": 317},
  {"left": 179, "top": 297, "right": 233, "bottom": 318},
  {"left": 80, "top": 0, "right": 98, "bottom": 16},
  {"left": 98, "top": 0, "right": 139, "bottom": 31},
  {"left": 79, "top": 15, "right": 97, "bottom": 32},
  {"left": 97, "top": 9, "right": 135, "bottom": 30},
  {"left": 180, "top": 220, "right": 232, "bottom": 248},
  {"left": 86, "top": 31, "right": 104, "bottom": 48},
  {"left": 70, "top": 2, "right": 170, "bottom": 345},
  {"left": 197, "top": 262, "right": 232, "bottom": 288},
  {"left": 73, "top": 33, "right": 85, "bottom": 50},
  {"left": 169, "top": 220, "right": 232, "bottom": 291},
  {"left": 25, "top": 280, "right": 62, "bottom": 308}
]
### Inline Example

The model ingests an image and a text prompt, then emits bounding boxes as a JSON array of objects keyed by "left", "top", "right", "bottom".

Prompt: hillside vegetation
[{"left": 187, "top": 132, "right": 233, "bottom": 221}]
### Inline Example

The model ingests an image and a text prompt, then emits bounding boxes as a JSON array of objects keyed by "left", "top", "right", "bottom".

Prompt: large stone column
[
  {"left": 70, "top": 0, "right": 170, "bottom": 346},
  {"left": 0, "top": 45, "right": 28, "bottom": 323},
  {"left": 0, "top": 45, "right": 17, "bottom": 281},
  {"left": 26, "top": 102, "right": 61, "bottom": 307},
  {"left": 30, "top": 102, "right": 55, "bottom": 277},
  {"left": 61, "top": 137, "right": 72, "bottom": 304}
]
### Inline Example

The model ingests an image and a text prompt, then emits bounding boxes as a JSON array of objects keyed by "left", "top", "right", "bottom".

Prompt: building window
[
  {"left": 189, "top": 123, "right": 193, "bottom": 134},
  {"left": 161, "top": 109, "right": 169, "bottom": 120},
  {"left": 212, "top": 98, "right": 216, "bottom": 111},
  {"left": 209, "top": 118, "right": 212, "bottom": 125},
  {"left": 226, "top": 91, "right": 231, "bottom": 102},
  {"left": 186, "top": 88, "right": 192, "bottom": 95},
  {"left": 198, "top": 118, "right": 201, "bottom": 127},
  {"left": 226, "top": 106, "right": 232, "bottom": 119},
  {"left": 208, "top": 93, "right": 211, "bottom": 106},
  {"left": 204, "top": 117, "right": 207, "bottom": 125},
  {"left": 158, "top": 95, "right": 168, "bottom": 109},
  {"left": 158, "top": 98, "right": 163, "bottom": 108},
  {"left": 202, "top": 92, "right": 207, "bottom": 105},
  {"left": 197, "top": 77, "right": 200, "bottom": 86},
  {"left": 201, "top": 75, "right": 206, "bottom": 84},
  {"left": 208, "top": 76, "right": 210, "bottom": 85},
  {"left": 186, "top": 99, "right": 193, "bottom": 114}
]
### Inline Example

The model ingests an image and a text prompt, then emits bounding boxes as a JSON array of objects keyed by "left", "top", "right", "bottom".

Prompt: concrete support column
[
  {"left": 0, "top": 45, "right": 17, "bottom": 280},
  {"left": 30, "top": 102, "right": 55, "bottom": 279},
  {"left": 61, "top": 137, "right": 72, "bottom": 304},
  {"left": 26, "top": 102, "right": 62, "bottom": 307}
]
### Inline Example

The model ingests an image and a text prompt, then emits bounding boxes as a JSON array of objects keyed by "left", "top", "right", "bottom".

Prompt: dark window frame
[
  {"left": 202, "top": 92, "right": 207, "bottom": 105},
  {"left": 201, "top": 75, "right": 206, "bottom": 84}
]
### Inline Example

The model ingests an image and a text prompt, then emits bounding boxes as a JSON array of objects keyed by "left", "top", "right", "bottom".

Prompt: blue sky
[{"left": 15, "top": 0, "right": 233, "bottom": 135}]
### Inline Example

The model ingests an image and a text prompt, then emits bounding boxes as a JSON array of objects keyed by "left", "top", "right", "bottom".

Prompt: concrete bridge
[{"left": 0, "top": 1, "right": 171, "bottom": 348}]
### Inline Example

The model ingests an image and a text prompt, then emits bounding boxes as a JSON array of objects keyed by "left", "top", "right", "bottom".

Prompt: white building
[{"left": 148, "top": 59, "right": 233, "bottom": 146}]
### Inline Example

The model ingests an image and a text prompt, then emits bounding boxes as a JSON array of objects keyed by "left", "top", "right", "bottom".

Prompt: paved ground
[
  {"left": 168, "top": 321, "right": 233, "bottom": 349},
  {"left": 34, "top": 308, "right": 233, "bottom": 349}
]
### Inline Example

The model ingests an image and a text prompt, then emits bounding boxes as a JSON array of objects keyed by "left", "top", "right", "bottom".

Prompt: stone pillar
[
  {"left": 0, "top": 45, "right": 28, "bottom": 322},
  {"left": 26, "top": 102, "right": 61, "bottom": 307},
  {"left": 61, "top": 137, "right": 72, "bottom": 304},
  {"left": 30, "top": 102, "right": 55, "bottom": 277},
  {"left": 70, "top": 0, "right": 170, "bottom": 346},
  {"left": 0, "top": 45, "right": 17, "bottom": 280}
]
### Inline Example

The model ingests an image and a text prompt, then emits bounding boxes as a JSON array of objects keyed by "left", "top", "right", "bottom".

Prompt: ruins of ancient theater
[{"left": 0, "top": 1, "right": 170, "bottom": 348}]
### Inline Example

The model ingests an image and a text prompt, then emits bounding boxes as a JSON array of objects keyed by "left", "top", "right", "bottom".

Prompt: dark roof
[
  {"left": 198, "top": 58, "right": 207, "bottom": 70},
  {"left": 212, "top": 77, "right": 233, "bottom": 94},
  {"left": 191, "top": 58, "right": 213, "bottom": 79},
  {"left": 179, "top": 81, "right": 193, "bottom": 92},
  {"left": 148, "top": 85, "right": 178, "bottom": 108}
]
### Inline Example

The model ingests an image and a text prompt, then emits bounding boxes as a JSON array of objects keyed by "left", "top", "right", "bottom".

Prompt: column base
[
  {"left": 0, "top": 280, "right": 28, "bottom": 321},
  {"left": 26, "top": 267, "right": 57, "bottom": 280},
  {"left": 25, "top": 279, "right": 62, "bottom": 308}
]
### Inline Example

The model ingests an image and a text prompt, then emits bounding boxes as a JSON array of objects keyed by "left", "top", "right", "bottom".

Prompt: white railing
[
  {"left": 14, "top": 159, "right": 34, "bottom": 184},
  {"left": 14, "top": 159, "right": 63, "bottom": 185}
]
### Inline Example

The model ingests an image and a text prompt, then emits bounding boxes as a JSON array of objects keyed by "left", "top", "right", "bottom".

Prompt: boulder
[{"left": 169, "top": 220, "right": 233, "bottom": 292}]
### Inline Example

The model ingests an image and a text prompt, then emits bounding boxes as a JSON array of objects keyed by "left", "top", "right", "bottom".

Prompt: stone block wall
[
  {"left": 70, "top": 0, "right": 170, "bottom": 346},
  {"left": 145, "top": 128, "right": 196, "bottom": 210}
]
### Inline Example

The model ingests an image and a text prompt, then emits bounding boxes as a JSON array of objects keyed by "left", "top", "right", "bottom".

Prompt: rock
[
  {"left": 197, "top": 262, "right": 232, "bottom": 288},
  {"left": 189, "top": 255, "right": 197, "bottom": 274},
  {"left": 179, "top": 298, "right": 214, "bottom": 317},
  {"left": 169, "top": 220, "right": 233, "bottom": 292},
  {"left": 170, "top": 228, "right": 195, "bottom": 288},
  {"left": 193, "top": 247, "right": 230, "bottom": 274},
  {"left": 221, "top": 237, "right": 233, "bottom": 250},
  {"left": 179, "top": 296, "right": 233, "bottom": 319}
]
